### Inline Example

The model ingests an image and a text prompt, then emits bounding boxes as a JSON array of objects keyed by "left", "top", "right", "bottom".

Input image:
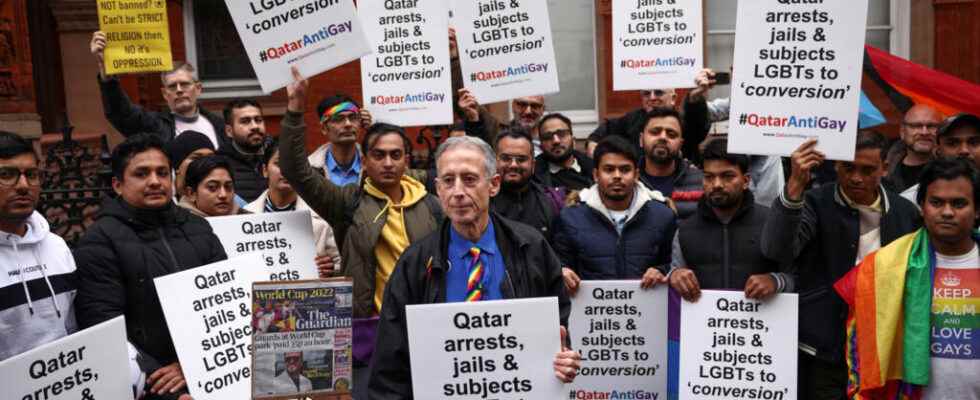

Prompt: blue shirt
[
  {"left": 325, "top": 144, "right": 362, "bottom": 186},
  {"left": 445, "top": 220, "right": 506, "bottom": 302}
]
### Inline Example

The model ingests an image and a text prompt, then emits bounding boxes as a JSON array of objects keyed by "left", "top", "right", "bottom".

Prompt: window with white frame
[{"left": 183, "top": 0, "right": 263, "bottom": 99}]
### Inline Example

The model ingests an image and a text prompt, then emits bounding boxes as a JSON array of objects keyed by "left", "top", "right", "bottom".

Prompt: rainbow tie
[{"left": 466, "top": 247, "right": 484, "bottom": 302}]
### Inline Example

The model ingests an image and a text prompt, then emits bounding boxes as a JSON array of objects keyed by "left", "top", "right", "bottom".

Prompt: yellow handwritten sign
[{"left": 97, "top": 0, "right": 173, "bottom": 74}]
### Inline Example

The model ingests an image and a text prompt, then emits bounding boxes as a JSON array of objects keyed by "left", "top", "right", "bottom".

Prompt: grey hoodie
[{"left": 0, "top": 211, "right": 77, "bottom": 361}]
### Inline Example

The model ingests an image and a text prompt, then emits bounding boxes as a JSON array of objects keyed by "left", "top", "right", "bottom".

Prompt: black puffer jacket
[
  {"left": 368, "top": 213, "right": 569, "bottom": 399},
  {"left": 217, "top": 142, "right": 268, "bottom": 203},
  {"left": 73, "top": 197, "right": 227, "bottom": 366}
]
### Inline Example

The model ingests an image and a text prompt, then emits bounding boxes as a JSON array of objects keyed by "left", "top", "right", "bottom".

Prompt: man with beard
[
  {"left": 669, "top": 139, "right": 791, "bottom": 302},
  {"left": 218, "top": 99, "right": 269, "bottom": 202},
  {"left": 493, "top": 129, "right": 564, "bottom": 241},
  {"left": 761, "top": 131, "right": 921, "bottom": 400},
  {"left": 91, "top": 33, "right": 224, "bottom": 147},
  {"left": 535, "top": 113, "right": 594, "bottom": 192},
  {"left": 901, "top": 113, "right": 980, "bottom": 204},
  {"left": 639, "top": 107, "right": 704, "bottom": 219},
  {"left": 554, "top": 136, "right": 676, "bottom": 294},
  {"left": 587, "top": 88, "right": 709, "bottom": 164},
  {"left": 307, "top": 94, "right": 373, "bottom": 186},
  {"left": 885, "top": 105, "right": 943, "bottom": 192}
]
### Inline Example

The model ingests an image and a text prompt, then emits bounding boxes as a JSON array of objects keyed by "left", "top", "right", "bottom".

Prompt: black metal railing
[{"left": 38, "top": 124, "right": 113, "bottom": 247}]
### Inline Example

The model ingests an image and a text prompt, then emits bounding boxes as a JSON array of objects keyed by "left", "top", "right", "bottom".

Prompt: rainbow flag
[{"left": 835, "top": 229, "right": 980, "bottom": 399}]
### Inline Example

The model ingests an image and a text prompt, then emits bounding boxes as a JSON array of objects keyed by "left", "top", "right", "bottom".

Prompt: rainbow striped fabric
[
  {"left": 466, "top": 247, "right": 484, "bottom": 302},
  {"left": 835, "top": 229, "right": 980, "bottom": 399},
  {"left": 319, "top": 101, "right": 360, "bottom": 124}
]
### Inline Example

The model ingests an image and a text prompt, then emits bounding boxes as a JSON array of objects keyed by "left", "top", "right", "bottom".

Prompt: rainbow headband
[{"left": 320, "top": 101, "right": 360, "bottom": 124}]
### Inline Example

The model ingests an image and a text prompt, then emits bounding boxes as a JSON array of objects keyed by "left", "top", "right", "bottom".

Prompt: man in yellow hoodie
[{"left": 278, "top": 67, "right": 442, "bottom": 398}]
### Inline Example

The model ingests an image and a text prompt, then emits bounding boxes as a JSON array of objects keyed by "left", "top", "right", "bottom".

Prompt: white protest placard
[
  {"left": 207, "top": 210, "right": 318, "bottom": 282},
  {"left": 224, "top": 0, "right": 371, "bottom": 93},
  {"left": 360, "top": 0, "right": 454, "bottom": 127},
  {"left": 727, "top": 0, "right": 868, "bottom": 161},
  {"left": 155, "top": 255, "right": 269, "bottom": 400},
  {"left": 679, "top": 290, "right": 798, "bottom": 400},
  {"left": 406, "top": 297, "right": 564, "bottom": 399},
  {"left": 0, "top": 316, "right": 132, "bottom": 400},
  {"left": 453, "top": 0, "right": 560, "bottom": 104},
  {"left": 568, "top": 281, "right": 668, "bottom": 399},
  {"left": 612, "top": 0, "right": 703, "bottom": 90}
]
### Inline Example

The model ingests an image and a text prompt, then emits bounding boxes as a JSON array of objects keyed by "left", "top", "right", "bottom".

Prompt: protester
[
  {"left": 587, "top": 87, "right": 710, "bottom": 164},
  {"left": 684, "top": 68, "right": 785, "bottom": 207},
  {"left": 761, "top": 131, "right": 921, "bottom": 400},
  {"left": 177, "top": 155, "right": 248, "bottom": 217},
  {"left": 91, "top": 32, "right": 223, "bottom": 147},
  {"left": 74, "top": 133, "right": 225, "bottom": 400},
  {"left": 638, "top": 107, "right": 705, "bottom": 219},
  {"left": 885, "top": 105, "right": 943, "bottom": 192},
  {"left": 535, "top": 113, "right": 594, "bottom": 192},
  {"left": 307, "top": 94, "right": 372, "bottom": 186},
  {"left": 218, "top": 99, "right": 270, "bottom": 202},
  {"left": 493, "top": 129, "right": 564, "bottom": 241},
  {"left": 369, "top": 136, "right": 579, "bottom": 397},
  {"left": 902, "top": 113, "right": 980, "bottom": 203},
  {"left": 246, "top": 141, "right": 342, "bottom": 278},
  {"left": 279, "top": 67, "right": 441, "bottom": 398},
  {"left": 164, "top": 130, "right": 214, "bottom": 200},
  {"left": 835, "top": 157, "right": 979, "bottom": 399},
  {"left": 0, "top": 132, "right": 77, "bottom": 361},
  {"left": 554, "top": 135, "right": 675, "bottom": 294},
  {"left": 449, "top": 28, "right": 500, "bottom": 146},
  {"left": 669, "top": 139, "right": 791, "bottom": 302}
]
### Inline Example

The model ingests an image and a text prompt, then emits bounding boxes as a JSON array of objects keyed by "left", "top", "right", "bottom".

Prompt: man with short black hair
[
  {"left": 670, "top": 139, "right": 791, "bottom": 302},
  {"left": 535, "top": 113, "right": 594, "bottom": 192},
  {"left": 91, "top": 32, "right": 224, "bottom": 147},
  {"left": 74, "top": 133, "right": 226, "bottom": 400},
  {"left": 554, "top": 136, "right": 676, "bottom": 294},
  {"left": 638, "top": 107, "right": 705, "bottom": 219},
  {"left": 836, "top": 157, "right": 979, "bottom": 399},
  {"left": 493, "top": 128, "right": 564, "bottom": 241},
  {"left": 0, "top": 131, "right": 78, "bottom": 362},
  {"left": 218, "top": 99, "right": 270, "bottom": 202},
  {"left": 307, "top": 94, "right": 372, "bottom": 186},
  {"left": 761, "top": 131, "right": 922, "bottom": 400}
]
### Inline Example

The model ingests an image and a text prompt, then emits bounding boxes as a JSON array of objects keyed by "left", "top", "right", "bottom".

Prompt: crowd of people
[{"left": 0, "top": 29, "right": 976, "bottom": 400}]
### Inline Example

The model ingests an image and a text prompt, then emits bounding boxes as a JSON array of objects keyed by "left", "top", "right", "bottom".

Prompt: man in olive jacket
[{"left": 277, "top": 68, "right": 442, "bottom": 398}]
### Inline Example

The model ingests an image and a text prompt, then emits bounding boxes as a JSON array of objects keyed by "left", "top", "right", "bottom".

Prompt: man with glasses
[
  {"left": 535, "top": 113, "right": 594, "bottom": 192},
  {"left": 885, "top": 104, "right": 943, "bottom": 192},
  {"left": 902, "top": 113, "right": 980, "bottom": 205},
  {"left": 306, "top": 94, "right": 373, "bottom": 186},
  {"left": 279, "top": 67, "right": 442, "bottom": 399},
  {"left": 91, "top": 32, "right": 224, "bottom": 148},
  {"left": 493, "top": 129, "right": 564, "bottom": 242},
  {"left": 0, "top": 132, "right": 79, "bottom": 362}
]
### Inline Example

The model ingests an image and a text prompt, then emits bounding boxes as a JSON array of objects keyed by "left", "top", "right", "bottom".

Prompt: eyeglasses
[
  {"left": 0, "top": 167, "right": 43, "bottom": 187},
  {"left": 902, "top": 121, "right": 941, "bottom": 131},
  {"left": 540, "top": 129, "right": 572, "bottom": 141},
  {"left": 327, "top": 112, "right": 359, "bottom": 124},
  {"left": 498, "top": 154, "right": 530, "bottom": 165},
  {"left": 513, "top": 100, "right": 544, "bottom": 112},
  {"left": 164, "top": 80, "right": 197, "bottom": 92}
]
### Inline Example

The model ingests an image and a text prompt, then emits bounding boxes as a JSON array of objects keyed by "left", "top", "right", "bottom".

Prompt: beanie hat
[{"left": 165, "top": 131, "right": 215, "bottom": 168}]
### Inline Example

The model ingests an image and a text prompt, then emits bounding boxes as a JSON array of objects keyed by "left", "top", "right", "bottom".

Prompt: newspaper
[{"left": 251, "top": 279, "right": 353, "bottom": 398}]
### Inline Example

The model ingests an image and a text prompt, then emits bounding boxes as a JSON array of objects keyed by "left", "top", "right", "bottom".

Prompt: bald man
[{"left": 885, "top": 104, "right": 943, "bottom": 192}]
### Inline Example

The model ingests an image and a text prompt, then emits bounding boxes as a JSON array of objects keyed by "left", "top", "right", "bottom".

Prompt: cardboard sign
[
  {"left": 568, "top": 281, "right": 669, "bottom": 399},
  {"left": 224, "top": 0, "right": 371, "bottom": 93},
  {"left": 97, "top": 0, "right": 173, "bottom": 74},
  {"left": 406, "top": 297, "right": 564, "bottom": 399},
  {"left": 155, "top": 255, "right": 269, "bottom": 400},
  {"left": 453, "top": 0, "right": 561, "bottom": 103},
  {"left": 208, "top": 210, "right": 318, "bottom": 282},
  {"left": 0, "top": 316, "right": 132, "bottom": 400},
  {"left": 612, "top": 0, "right": 703, "bottom": 90},
  {"left": 728, "top": 0, "right": 868, "bottom": 161},
  {"left": 360, "top": 0, "right": 454, "bottom": 127},
  {"left": 678, "top": 290, "right": 798, "bottom": 400},
  {"left": 252, "top": 279, "right": 353, "bottom": 398}
]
